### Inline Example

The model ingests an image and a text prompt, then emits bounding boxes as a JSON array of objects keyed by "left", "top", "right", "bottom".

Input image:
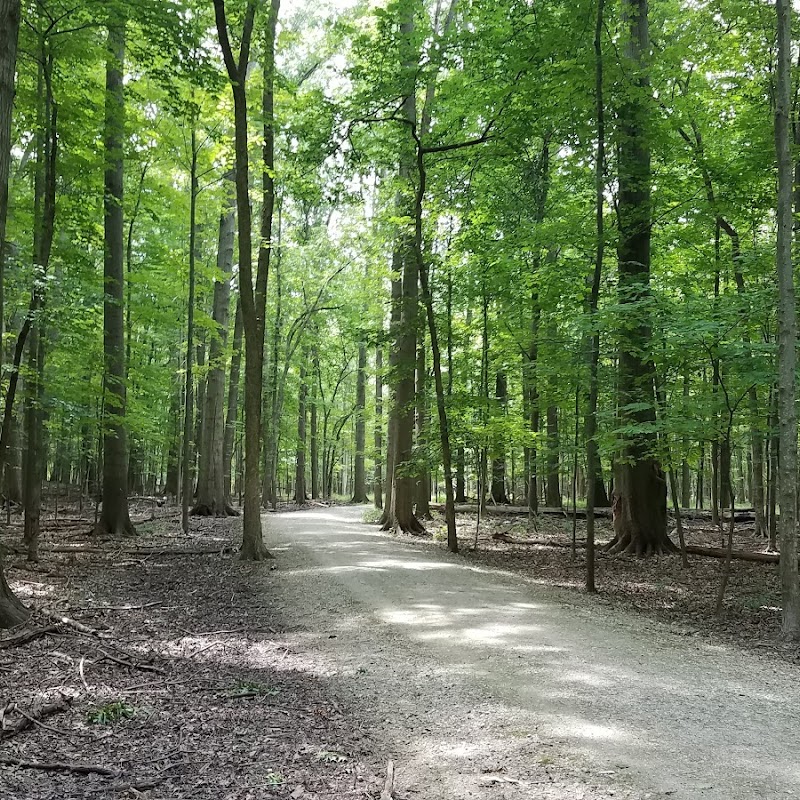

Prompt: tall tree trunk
[
  {"left": 310, "top": 346, "right": 320, "bottom": 500},
  {"left": 352, "top": 340, "right": 368, "bottom": 503},
  {"left": 181, "top": 128, "right": 198, "bottom": 534},
  {"left": 382, "top": 3, "right": 422, "bottom": 534},
  {"left": 609, "top": 0, "right": 672, "bottom": 555},
  {"left": 373, "top": 343, "right": 383, "bottom": 508},
  {"left": 99, "top": 19, "right": 134, "bottom": 537},
  {"left": 214, "top": 0, "right": 278, "bottom": 560},
  {"left": 223, "top": 295, "right": 243, "bottom": 502},
  {"left": 194, "top": 176, "right": 235, "bottom": 516},
  {"left": 415, "top": 337, "right": 431, "bottom": 516},
  {"left": 294, "top": 361, "right": 307, "bottom": 503},
  {"left": 23, "top": 37, "right": 57, "bottom": 563},
  {"left": 585, "top": 0, "right": 605, "bottom": 593},
  {"left": 545, "top": 405, "right": 560, "bottom": 507},
  {"left": 490, "top": 372, "right": 510, "bottom": 504},
  {"left": 775, "top": 0, "right": 800, "bottom": 637}
]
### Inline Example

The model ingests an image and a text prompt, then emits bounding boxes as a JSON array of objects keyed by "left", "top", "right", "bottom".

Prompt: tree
[
  {"left": 194, "top": 175, "right": 237, "bottom": 516},
  {"left": 774, "top": 0, "right": 800, "bottom": 638},
  {"left": 608, "top": 0, "right": 673, "bottom": 556},
  {"left": 98, "top": 16, "right": 135, "bottom": 537},
  {"left": 213, "top": 0, "right": 279, "bottom": 560},
  {"left": 0, "top": 0, "right": 28, "bottom": 629}
]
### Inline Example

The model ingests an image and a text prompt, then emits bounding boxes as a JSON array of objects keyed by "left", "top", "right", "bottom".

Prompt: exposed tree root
[
  {"left": 0, "top": 625, "right": 60, "bottom": 649},
  {"left": 605, "top": 532, "right": 679, "bottom": 557},
  {"left": 239, "top": 542, "right": 275, "bottom": 561},
  {"left": 190, "top": 502, "right": 240, "bottom": 517},
  {"left": 0, "top": 757, "right": 118, "bottom": 778}
]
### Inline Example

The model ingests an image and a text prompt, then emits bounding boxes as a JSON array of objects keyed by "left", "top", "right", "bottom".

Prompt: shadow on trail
[{"left": 266, "top": 506, "right": 800, "bottom": 799}]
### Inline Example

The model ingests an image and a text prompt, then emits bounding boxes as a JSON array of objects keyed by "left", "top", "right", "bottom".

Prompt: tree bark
[
  {"left": 23, "top": 37, "right": 57, "bottom": 563},
  {"left": 381, "top": 3, "right": 423, "bottom": 535},
  {"left": 545, "top": 404, "right": 560, "bottom": 507},
  {"left": 415, "top": 338, "right": 431, "bottom": 516},
  {"left": 310, "top": 346, "right": 320, "bottom": 500},
  {"left": 99, "top": 19, "right": 134, "bottom": 537},
  {"left": 490, "top": 372, "right": 510, "bottom": 504},
  {"left": 193, "top": 176, "right": 236, "bottom": 516},
  {"left": 294, "top": 361, "right": 308, "bottom": 503},
  {"left": 609, "top": 0, "right": 673, "bottom": 555},
  {"left": 214, "top": 0, "right": 278, "bottom": 559},
  {"left": 373, "top": 344, "right": 383, "bottom": 508},
  {"left": 223, "top": 295, "right": 242, "bottom": 502},
  {"left": 775, "top": 0, "right": 800, "bottom": 637},
  {"left": 181, "top": 128, "right": 198, "bottom": 534},
  {"left": 352, "top": 340, "right": 368, "bottom": 503}
]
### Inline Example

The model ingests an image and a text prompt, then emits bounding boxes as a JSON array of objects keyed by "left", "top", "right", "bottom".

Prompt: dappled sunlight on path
[{"left": 265, "top": 505, "right": 800, "bottom": 800}]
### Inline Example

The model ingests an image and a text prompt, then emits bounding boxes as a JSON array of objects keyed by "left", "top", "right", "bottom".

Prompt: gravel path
[{"left": 264, "top": 505, "right": 800, "bottom": 800}]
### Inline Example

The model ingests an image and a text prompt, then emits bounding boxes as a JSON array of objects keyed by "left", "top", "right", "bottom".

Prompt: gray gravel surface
[{"left": 263, "top": 505, "right": 800, "bottom": 800}]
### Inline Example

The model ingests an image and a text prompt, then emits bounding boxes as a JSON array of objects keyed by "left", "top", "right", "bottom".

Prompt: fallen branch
[
  {"left": 122, "top": 546, "right": 233, "bottom": 556},
  {"left": 1, "top": 697, "right": 71, "bottom": 739},
  {"left": 42, "top": 610, "right": 107, "bottom": 637},
  {"left": 0, "top": 757, "right": 118, "bottom": 778},
  {"left": 0, "top": 625, "right": 60, "bottom": 649},
  {"left": 96, "top": 648, "right": 166, "bottom": 675},
  {"left": 74, "top": 602, "right": 162, "bottom": 612}
]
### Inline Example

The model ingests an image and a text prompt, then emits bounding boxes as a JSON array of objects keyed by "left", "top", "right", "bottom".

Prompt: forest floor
[
  {"left": 0, "top": 503, "right": 391, "bottom": 799},
  {"left": 2, "top": 501, "right": 799, "bottom": 799}
]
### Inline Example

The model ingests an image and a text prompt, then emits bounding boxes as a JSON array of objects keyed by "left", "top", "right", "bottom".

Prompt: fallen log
[
  {"left": 684, "top": 545, "right": 779, "bottom": 564},
  {"left": 491, "top": 533, "right": 783, "bottom": 564}
]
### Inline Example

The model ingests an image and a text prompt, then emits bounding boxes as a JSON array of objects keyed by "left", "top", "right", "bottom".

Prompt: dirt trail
[{"left": 263, "top": 505, "right": 800, "bottom": 800}]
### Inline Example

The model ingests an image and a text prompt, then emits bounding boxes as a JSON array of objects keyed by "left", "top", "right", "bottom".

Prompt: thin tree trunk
[
  {"left": 23, "top": 37, "right": 56, "bottom": 563},
  {"left": 294, "top": 361, "right": 308, "bottom": 503},
  {"left": 545, "top": 404, "right": 560, "bottom": 507},
  {"left": 490, "top": 372, "right": 510, "bottom": 504},
  {"left": 352, "top": 340, "right": 368, "bottom": 503},
  {"left": 373, "top": 343, "right": 383, "bottom": 509},
  {"left": 310, "top": 345, "right": 320, "bottom": 500},
  {"left": 181, "top": 128, "right": 198, "bottom": 534},
  {"left": 223, "top": 296, "right": 242, "bottom": 502},
  {"left": 415, "top": 337, "right": 431, "bottom": 517}
]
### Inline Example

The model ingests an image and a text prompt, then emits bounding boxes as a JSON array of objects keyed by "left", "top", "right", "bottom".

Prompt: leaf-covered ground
[{"left": 0, "top": 503, "right": 389, "bottom": 800}]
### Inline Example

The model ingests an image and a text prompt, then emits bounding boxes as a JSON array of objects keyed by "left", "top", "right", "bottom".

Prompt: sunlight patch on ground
[
  {"left": 556, "top": 720, "right": 630, "bottom": 741},
  {"left": 357, "top": 558, "right": 460, "bottom": 571}
]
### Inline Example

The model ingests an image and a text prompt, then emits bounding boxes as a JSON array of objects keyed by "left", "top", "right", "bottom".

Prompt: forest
[
  {"left": 3, "top": 0, "right": 800, "bottom": 796},
  {"left": 1, "top": 0, "right": 800, "bottom": 626}
]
